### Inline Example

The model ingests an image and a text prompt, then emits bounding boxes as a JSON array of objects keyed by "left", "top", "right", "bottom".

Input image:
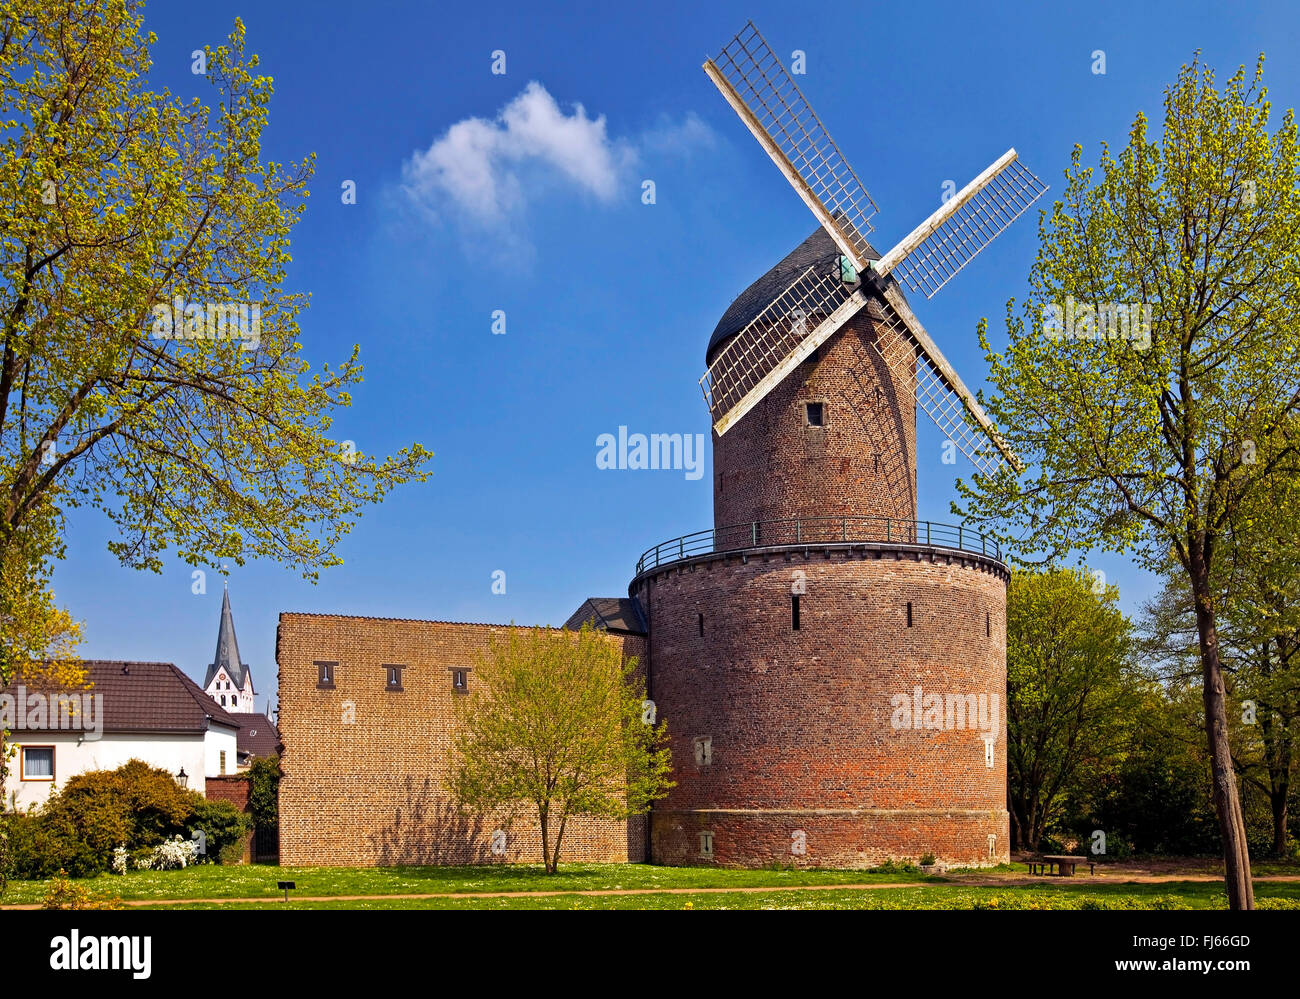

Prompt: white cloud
[{"left": 402, "top": 82, "right": 714, "bottom": 234}]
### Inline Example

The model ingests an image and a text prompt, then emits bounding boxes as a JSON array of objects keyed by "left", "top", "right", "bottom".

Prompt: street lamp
[{"left": 176, "top": 767, "right": 188, "bottom": 789}]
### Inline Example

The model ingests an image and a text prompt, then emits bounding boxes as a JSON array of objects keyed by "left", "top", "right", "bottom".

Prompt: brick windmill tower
[{"left": 628, "top": 23, "right": 1048, "bottom": 868}]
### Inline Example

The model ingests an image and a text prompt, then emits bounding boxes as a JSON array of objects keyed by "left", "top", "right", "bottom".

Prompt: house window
[
  {"left": 220, "top": 695, "right": 227, "bottom": 706},
  {"left": 219, "top": 751, "right": 227, "bottom": 775},
  {"left": 20, "top": 745, "right": 54, "bottom": 781},
  {"left": 316, "top": 661, "right": 337, "bottom": 689},
  {"left": 699, "top": 831, "right": 715, "bottom": 859},
  {"left": 693, "top": 736, "right": 712, "bottom": 767},
  {"left": 804, "top": 401, "right": 824, "bottom": 427},
  {"left": 385, "top": 665, "right": 404, "bottom": 691},
  {"left": 792, "top": 594, "right": 801, "bottom": 631},
  {"left": 451, "top": 668, "right": 469, "bottom": 694}
]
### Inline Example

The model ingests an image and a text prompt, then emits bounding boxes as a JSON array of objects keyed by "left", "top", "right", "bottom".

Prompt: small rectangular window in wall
[
  {"left": 693, "top": 736, "right": 713, "bottom": 767},
  {"left": 987, "top": 610, "right": 991, "bottom": 637},
  {"left": 451, "top": 668, "right": 469, "bottom": 694},
  {"left": 804, "top": 402, "right": 824, "bottom": 427},
  {"left": 699, "top": 831, "right": 715, "bottom": 859},
  {"left": 907, "top": 602, "right": 913, "bottom": 627},
  {"left": 385, "top": 665, "right": 404, "bottom": 691},
  {"left": 792, "top": 594, "right": 801, "bottom": 631},
  {"left": 20, "top": 745, "right": 54, "bottom": 781},
  {"left": 219, "top": 750, "right": 227, "bottom": 775},
  {"left": 698, "top": 613, "right": 705, "bottom": 637},
  {"left": 316, "top": 661, "right": 337, "bottom": 689}
]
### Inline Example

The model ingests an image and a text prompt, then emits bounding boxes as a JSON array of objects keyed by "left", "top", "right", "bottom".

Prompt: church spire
[{"left": 203, "top": 586, "right": 252, "bottom": 698}]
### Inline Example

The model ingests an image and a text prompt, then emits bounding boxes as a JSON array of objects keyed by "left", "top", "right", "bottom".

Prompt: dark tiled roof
[
  {"left": 706, "top": 225, "right": 882, "bottom": 364},
  {"left": 203, "top": 588, "right": 253, "bottom": 693},
  {"left": 563, "top": 597, "right": 647, "bottom": 636},
  {"left": 3, "top": 660, "right": 242, "bottom": 734},
  {"left": 236, "top": 713, "right": 279, "bottom": 759}
]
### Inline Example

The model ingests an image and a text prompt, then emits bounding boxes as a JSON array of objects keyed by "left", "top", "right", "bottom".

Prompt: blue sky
[{"left": 52, "top": 0, "right": 1300, "bottom": 706}]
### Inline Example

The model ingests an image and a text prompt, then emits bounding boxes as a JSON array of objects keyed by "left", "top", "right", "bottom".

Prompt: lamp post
[{"left": 176, "top": 767, "right": 188, "bottom": 789}]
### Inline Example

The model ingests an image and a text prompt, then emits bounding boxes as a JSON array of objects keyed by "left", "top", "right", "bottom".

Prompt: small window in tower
[
  {"left": 699, "top": 831, "right": 715, "bottom": 859},
  {"left": 385, "top": 665, "right": 404, "bottom": 692},
  {"left": 874, "top": 453, "right": 881, "bottom": 473},
  {"left": 316, "top": 661, "right": 336, "bottom": 689},
  {"left": 698, "top": 613, "right": 705, "bottom": 637},
  {"left": 451, "top": 668, "right": 469, "bottom": 694},
  {"left": 693, "top": 736, "right": 713, "bottom": 767},
  {"left": 792, "top": 594, "right": 801, "bottom": 631},
  {"left": 987, "top": 610, "right": 991, "bottom": 637},
  {"left": 804, "top": 402, "right": 824, "bottom": 427},
  {"left": 907, "top": 602, "right": 913, "bottom": 627}
]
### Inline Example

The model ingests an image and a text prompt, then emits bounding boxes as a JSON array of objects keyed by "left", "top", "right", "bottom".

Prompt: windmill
[{"left": 699, "top": 21, "right": 1046, "bottom": 477}]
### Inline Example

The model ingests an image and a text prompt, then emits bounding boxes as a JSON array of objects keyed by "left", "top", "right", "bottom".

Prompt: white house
[{"left": 2, "top": 660, "right": 242, "bottom": 810}]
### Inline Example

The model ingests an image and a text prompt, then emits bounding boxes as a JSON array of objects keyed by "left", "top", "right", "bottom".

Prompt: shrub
[
  {"left": 248, "top": 755, "right": 280, "bottom": 831},
  {"left": 920, "top": 853, "right": 937, "bottom": 867},
  {"left": 137, "top": 835, "right": 198, "bottom": 871},
  {"left": 42, "top": 870, "right": 122, "bottom": 910},
  {"left": 190, "top": 799, "right": 251, "bottom": 864},
  {"left": 7, "top": 808, "right": 104, "bottom": 879},
  {"left": 8, "top": 759, "right": 200, "bottom": 878}
]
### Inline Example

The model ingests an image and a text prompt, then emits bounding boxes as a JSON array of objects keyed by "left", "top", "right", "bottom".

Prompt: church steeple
[{"left": 203, "top": 584, "right": 254, "bottom": 712}]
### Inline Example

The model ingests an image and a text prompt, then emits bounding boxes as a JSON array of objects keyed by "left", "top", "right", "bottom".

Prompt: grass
[
  {"left": 7, "top": 858, "right": 1300, "bottom": 909},
  {"left": 0, "top": 862, "right": 932, "bottom": 906},
  {"left": 101, "top": 880, "right": 1300, "bottom": 910}
]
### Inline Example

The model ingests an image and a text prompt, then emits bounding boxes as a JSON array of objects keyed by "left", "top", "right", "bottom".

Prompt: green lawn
[
  {"left": 116, "top": 880, "right": 1300, "bottom": 910},
  {"left": 7, "top": 860, "right": 1300, "bottom": 910},
  {"left": 0, "top": 862, "right": 931, "bottom": 906}
]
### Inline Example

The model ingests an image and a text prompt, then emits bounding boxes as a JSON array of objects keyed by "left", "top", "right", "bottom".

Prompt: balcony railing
[{"left": 634, "top": 516, "right": 1001, "bottom": 576}]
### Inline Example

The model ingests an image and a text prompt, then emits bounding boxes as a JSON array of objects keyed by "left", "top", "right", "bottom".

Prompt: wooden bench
[{"left": 1027, "top": 855, "right": 1097, "bottom": 876}]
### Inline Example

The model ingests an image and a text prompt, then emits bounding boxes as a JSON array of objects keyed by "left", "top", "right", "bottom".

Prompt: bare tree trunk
[{"left": 1191, "top": 561, "right": 1255, "bottom": 909}]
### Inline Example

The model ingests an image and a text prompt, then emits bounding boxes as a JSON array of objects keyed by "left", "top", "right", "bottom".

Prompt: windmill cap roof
[{"left": 706, "top": 225, "right": 882, "bottom": 364}]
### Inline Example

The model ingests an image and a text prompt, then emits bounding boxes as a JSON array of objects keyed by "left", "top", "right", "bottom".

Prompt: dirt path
[{"left": 5, "top": 873, "right": 1300, "bottom": 909}]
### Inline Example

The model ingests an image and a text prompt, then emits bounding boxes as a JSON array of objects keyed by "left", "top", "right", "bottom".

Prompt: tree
[
  {"left": 957, "top": 55, "right": 1300, "bottom": 908},
  {"left": 247, "top": 754, "right": 280, "bottom": 831},
  {"left": 447, "top": 623, "right": 673, "bottom": 873},
  {"left": 1006, "top": 568, "right": 1137, "bottom": 851},
  {"left": 0, "top": 2, "right": 430, "bottom": 888},
  {"left": 0, "top": 2, "right": 431, "bottom": 595}
]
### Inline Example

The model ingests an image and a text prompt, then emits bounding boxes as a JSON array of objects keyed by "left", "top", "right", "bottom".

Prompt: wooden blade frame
[
  {"left": 874, "top": 150, "right": 1049, "bottom": 299},
  {"left": 872, "top": 284, "right": 1023, "bottom": 476},
  {"left": 702, "top": 265, "right": 867, "bottom": 436},
  {"left": 704, "top": 21, "right": 878, "bottom": 270}
]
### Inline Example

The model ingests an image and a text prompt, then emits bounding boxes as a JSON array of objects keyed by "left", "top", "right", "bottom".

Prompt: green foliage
[
  {"left": 190, "top": 798, "right": 250, "bottom": 864},
  {"left": 247, "top": 754, "right": 280, "bottom": 830},
  {"left": 0, "top": 1, "right": 432, "bottom": 589},
  {"left": 870, "top": 858, "right": 921, "bottom": 874},
  {"left": 448, "top": 623, "right": 674, "bottom": 873},
  {"left": 41, "top": 870, "right": 121, "bottom": 910},
  {"left": 957, "top": 52, "right": 1300, "bottom": 909},
  {"left": 1007, "top": 568, "right": 1138, "bottom": 850},
  {"left": 8, "top": 758, "right": 203, "bottom": 877}
]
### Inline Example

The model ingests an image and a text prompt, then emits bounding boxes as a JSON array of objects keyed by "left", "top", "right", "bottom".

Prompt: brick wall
[
  {"left": 634, "top": 544, "right": 1009, "bottom": 868},
  {"left": 713, "top": 303, "right": 918, "bottom": 533},
  {"left": 205, "top": 774, "right": 250, "bottom": 811},
  {"left": 277, "top": 614, "right": 648, "bottom": 867}
]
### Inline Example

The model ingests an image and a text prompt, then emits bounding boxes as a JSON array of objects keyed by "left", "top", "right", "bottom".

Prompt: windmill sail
[
  {"left": 874, "top": 150, "right": 1049, "bottom": 299},
  {"left": 871, "top": 286, "right": 1022, "bottom": 476},
  {"left": 703, "top": 21, "right": 878, "bottom": 269},
  {"left": 701, "top": 264, "right": 867, "bottom": 435}
]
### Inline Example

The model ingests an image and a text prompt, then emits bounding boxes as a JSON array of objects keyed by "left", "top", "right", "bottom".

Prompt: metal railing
[{"left": 634, "top": 515, "right": 1001, "bottom": 576}]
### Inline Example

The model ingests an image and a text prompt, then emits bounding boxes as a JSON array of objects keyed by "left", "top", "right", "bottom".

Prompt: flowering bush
[
  {"left": 136, "top": 835, "right": 199, "bottom": 871},
  {"left": 111, "top": 845, "right": 128, "bottom": 875}
]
